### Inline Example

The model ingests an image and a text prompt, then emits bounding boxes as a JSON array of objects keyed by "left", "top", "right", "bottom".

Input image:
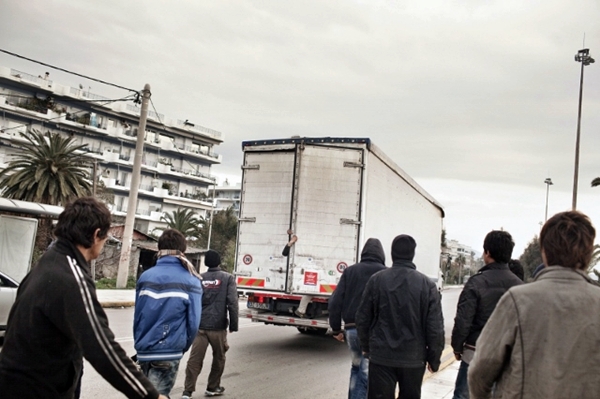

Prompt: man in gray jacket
[
  {"left": 469, "top": 211, "right": 600, "bottom": 398},
  {"left": 182, "top": 250, "right": 238, "bottom": 398}
]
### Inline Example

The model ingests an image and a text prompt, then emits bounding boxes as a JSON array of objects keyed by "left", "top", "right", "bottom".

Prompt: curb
[
  {"left": 423, "top": 345, "right": 455, "bottom": 382},
  {"left": 100, "top": 301, "right": 135, "bottom": 308}
]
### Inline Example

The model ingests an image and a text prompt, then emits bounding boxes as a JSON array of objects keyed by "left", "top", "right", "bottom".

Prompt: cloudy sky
[{"left": 1, "top": 0, "right": 599, "bottom": 256}]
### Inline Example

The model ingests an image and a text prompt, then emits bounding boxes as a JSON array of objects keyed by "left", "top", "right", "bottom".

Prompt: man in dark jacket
[
  {"left": 356, "top": 234, "right": 444, "bottom": 399},
  {"left": 0, "top": 197, "right": 165, "bottom": 399},
  {"left": 182, "top": 250, "right": 238, "bottom": 398},
  {"left": 329, "top": 238, "right": 386, "bottom": 399},
  {"left": 134, "top": 229, "right": 203, "bottom": 397},
  {"left": 450, "top": 230, "right": 523, "bottom": 399}
]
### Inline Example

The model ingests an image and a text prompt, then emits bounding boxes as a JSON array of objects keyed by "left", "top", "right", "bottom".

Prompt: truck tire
[{"left": 297, "top": 327, "right": 327, "bottom": 336}]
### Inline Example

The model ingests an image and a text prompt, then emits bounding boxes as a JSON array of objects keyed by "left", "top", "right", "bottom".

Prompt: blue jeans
[
  {"left": 452, "top": 361, "right": 470, "bottom": 399},
  {"left": 346, "top": 328, "right": 368, "bottom": 399},
  {"left": 140, "top": 359, "right": 181, "bottom": 398}
]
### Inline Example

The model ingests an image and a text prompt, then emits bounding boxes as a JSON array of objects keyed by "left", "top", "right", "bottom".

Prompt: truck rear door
[
  {"left": 290, "top": 144, "right": 363, "bottom": 296},
  {"left": 236, "top": 150, "right": 296, "bottom": 292}
]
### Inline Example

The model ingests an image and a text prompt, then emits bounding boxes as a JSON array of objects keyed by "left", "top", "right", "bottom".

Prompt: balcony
[{"left": 9, "top": 69, "right": 53, "bottom": 89}]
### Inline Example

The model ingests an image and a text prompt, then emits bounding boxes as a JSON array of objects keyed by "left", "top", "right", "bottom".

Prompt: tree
[
  {"left": 0, "top": 129, "right": 92, "bottom": 205},
  {"left": 160, "top": 208, "right": 203, "bottom": 239},
  {"left": 197, "top": 207, "right": 238, "bottom": 272},
  {"left": 519, "top": 235, "right": 542, "bottom": 281}
]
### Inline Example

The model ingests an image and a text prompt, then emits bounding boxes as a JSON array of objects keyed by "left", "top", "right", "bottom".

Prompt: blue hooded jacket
[{"left": 134, "top": 256, "right": 202, "bottom": 361}]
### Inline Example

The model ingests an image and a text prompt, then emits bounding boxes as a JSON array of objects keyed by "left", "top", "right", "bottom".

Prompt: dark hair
[
  {"left": 540, "top": 211, "right": 595, "bottom": 270},
  {"left": 483, "top": 230, "right": 514, "bottom": 263},
  {"left": 158, "top": 229, "right": 187, "bottom": 252},
  {"left": 54, "top": 197, "right": 111, "bottom": 248},
  {"left": 508, "top": 259, "right": 525, "bottom": 281}
]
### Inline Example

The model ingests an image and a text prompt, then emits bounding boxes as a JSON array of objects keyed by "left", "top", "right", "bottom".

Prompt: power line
[{"left": 0, "top": 48, "right": 138, "bottom": 94}]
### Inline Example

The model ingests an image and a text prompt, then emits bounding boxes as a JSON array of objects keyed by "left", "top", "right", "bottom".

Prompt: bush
[{"left": 95, "top": 277, "right": 136, "bottom": 289}]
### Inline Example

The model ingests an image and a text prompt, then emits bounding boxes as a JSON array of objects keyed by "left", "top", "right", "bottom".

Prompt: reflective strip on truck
[
  {"left": 319, "top": 284, "right": 336, "bottom": 293},
  {"left": 237, "top": 277, "right": 265, "bottom": 287}
]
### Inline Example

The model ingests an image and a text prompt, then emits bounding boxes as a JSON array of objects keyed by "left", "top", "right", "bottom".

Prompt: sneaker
[
  {"left": 294, "top": 309, "right": 305, "bottom": 318},
  {"left": 205, "top": 387, "right": 225, "bottom": 396},
  {"left": 182, "top": 392, "right": 193, "bottom": 399}
]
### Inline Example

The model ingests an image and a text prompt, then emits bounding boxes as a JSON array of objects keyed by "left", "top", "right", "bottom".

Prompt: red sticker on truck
[{"left": 304, "top": 271, "right": 318, "bottom": 286}]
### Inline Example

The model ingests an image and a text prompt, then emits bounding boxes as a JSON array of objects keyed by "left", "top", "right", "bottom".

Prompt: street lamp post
[
  {"left": 544, "top": 178, "right": 553, "bottom": 222},
  {"left": 572, "top": 48, "right": 595, "bottom": 210}
]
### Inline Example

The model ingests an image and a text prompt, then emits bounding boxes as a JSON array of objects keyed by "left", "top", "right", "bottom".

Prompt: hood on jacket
[
  {"left": 360, "top": 238, "right": 386, "bottom": 264},
  {"left": 391, "top": 234, "right": 416, "bottom": 261}
]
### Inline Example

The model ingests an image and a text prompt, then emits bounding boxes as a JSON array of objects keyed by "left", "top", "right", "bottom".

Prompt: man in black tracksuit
[
  {"left": 450, "top": 230, "right": 523, "bottom": 399},
  {"left": 182, "top": 250, "right": 239, "bottom": 398},
  {"left": 0, "top": 197, "right": 162, "bottom": 399},
  {"left": 329, "top": 238, "right": 386, "bottom": 399},
  {"left": 356, "top": 234, "right": 444, "bottom": 399}
]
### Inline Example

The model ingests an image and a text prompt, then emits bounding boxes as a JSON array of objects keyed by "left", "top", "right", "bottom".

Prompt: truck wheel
[{"left": 297, "top": 327, "right": 327, "bottom": 336}]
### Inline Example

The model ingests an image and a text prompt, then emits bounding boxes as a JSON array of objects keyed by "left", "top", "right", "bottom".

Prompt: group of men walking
[
  {"left": 328, "top": 211, "right": 600, "bottom": 399},
  {"left": 0, "top": 197, "right": 239, "bottom": 399},
  {"left": 1, "top": 196, "right": 599, "bottom": 399}
]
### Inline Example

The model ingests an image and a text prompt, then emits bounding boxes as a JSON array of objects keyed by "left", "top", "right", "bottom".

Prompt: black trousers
[{"left": 367, "top": 362, "right": 426, "bottom": 399}]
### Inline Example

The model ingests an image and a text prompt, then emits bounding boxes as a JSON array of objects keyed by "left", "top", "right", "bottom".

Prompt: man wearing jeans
[
  {"left": 134, "top": 229, "right": 203, "bottom": 397},
  {"left": 329, "top": 238, "right": 386, "bottom": 399},
  {"left": 182, "top": 250, "right": 238, "bottom": 398}
]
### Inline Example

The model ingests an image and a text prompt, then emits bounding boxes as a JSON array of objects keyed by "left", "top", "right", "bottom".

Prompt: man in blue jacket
[{"left": 134, "top": 229, "right": 203, "bottom": 397}]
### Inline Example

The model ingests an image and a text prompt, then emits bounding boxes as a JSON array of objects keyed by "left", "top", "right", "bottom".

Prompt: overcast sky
[{"left": 1, "top": 0, "right": 599, "bottom": 256}]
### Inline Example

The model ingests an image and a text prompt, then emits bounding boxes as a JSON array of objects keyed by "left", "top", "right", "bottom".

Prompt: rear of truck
[
  {"left": 234, "top": 137, "right": 445, "bottom": 332},
  {"left": 235, "top": 138, "right": 366, "bottom": 332}
]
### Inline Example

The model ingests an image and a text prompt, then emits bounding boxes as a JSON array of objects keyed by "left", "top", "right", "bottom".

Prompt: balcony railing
[
  {"left": 69, "top": 87, "right": 110, "bottom": 102},
  {"left": 176, "top": 119, "right": 222, "bottom": 138},
  {"left": 10, "top": 69, "right": 53, "bottom": 87}
]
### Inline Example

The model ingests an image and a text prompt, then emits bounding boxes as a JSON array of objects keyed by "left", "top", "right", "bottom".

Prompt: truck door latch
[{"left": 340, "top": 218, "right": 361, "bottom": 225}]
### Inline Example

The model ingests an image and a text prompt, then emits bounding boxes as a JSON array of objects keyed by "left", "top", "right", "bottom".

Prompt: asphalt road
[{"left": 78, "top": 287, "right": 463, "bottom": 399}]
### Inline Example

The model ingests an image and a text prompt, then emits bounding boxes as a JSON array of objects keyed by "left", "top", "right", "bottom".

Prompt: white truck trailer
[{"left": 234, "top": 137, "right": 444, "bottom": 333}]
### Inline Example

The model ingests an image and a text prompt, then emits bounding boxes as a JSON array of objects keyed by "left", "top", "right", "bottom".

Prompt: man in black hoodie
[
  {"left": 356, "top": 234, "right": 444, "bottom": 399},
  {"left": 329, "top": 238, "right": 386, "bottom": 399}
]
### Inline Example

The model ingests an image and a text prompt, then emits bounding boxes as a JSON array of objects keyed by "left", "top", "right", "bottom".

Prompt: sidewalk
[
  {"left": 422, "top": 358, "right": 459, "bottom": 398},
  {"left": 96, "top": 289, "right": 135, "bottom": 308}
]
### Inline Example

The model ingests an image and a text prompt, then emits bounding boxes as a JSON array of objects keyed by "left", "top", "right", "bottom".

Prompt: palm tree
[
  {"left": 592, "top": 177, "right": 600, "bottom": 187},
  {"left": 0, "top": 129, "right": 92, "bottom": 205},
  {"left": 161, "top": 208, "right": 203, "bottom": 239}
]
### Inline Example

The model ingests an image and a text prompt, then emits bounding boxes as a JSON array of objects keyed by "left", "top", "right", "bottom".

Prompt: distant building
[
  {"left": 0, "top": 65, "right": 223, "bottom": 234},
  {"left": 445, "top": 239, "right": 477, "bottom": 271},
  {"left": 209, "top": 179, "right": 241, "bottom": 213}
]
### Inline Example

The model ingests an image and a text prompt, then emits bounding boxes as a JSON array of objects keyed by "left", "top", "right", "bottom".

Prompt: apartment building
[
  {"left": 0, "top": 66, "right": 223, "bottom": 234},
  {"left": 209, "top": 179, "right": 241, "bottom": 213}
]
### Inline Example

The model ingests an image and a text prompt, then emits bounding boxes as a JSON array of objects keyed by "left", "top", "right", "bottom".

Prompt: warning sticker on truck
[{"left": 304, "top": 271, "right": 318, "bottom": 286}]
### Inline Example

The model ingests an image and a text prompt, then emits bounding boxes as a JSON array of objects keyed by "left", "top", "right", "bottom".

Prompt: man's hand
[
  {"left": 427, "top": 363, "right": 434, "bottom": 373},
  {"left": 454, "top": 352, "right": 462, "bottom": 361},
  {"left": 333, "top": 332, "right": 344, "bottom": 342},
  {"left": 289, "top": 235, "right": 298, "bottom": 245},
  {"left": 159, "top": 395, "right": 169, "bottom": 399}
]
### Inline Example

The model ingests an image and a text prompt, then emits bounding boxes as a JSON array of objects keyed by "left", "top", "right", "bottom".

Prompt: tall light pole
[
  {"left": 572, "top": 48, "right": 595, "bottom": 210},
  {"left": 544, "top": 178, "right": 553, "bottom": 222}
]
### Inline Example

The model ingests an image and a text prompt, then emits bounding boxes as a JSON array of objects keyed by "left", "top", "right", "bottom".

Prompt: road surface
[{"left": 78, "top": 287, "right": 462, "bottom": 398}]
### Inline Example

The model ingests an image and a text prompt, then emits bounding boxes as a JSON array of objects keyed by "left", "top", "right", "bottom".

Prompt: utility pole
[
  {"left": 206, "top": 179, "right": 217, "bottom": 249},
  {"left": 116, "top": 84, "right": 151, "bottom": 288},
  {"left": 572, "top": 48, "right": 594, "bottom": 210}
]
